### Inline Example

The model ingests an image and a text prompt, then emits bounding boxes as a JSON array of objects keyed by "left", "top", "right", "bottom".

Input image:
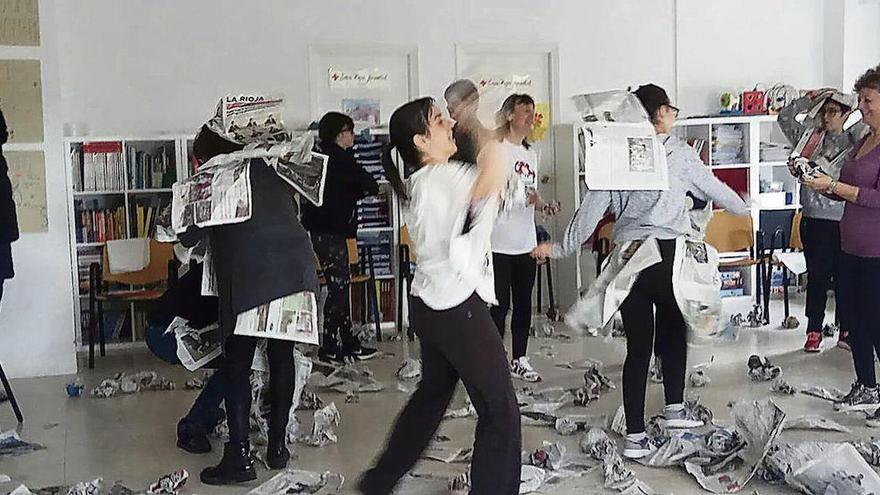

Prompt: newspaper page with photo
[
  {"left": 208, "top": 94, "right": 288, "bottom": 145},
  {"left": 166, "top": 317, "right": 223, "bottom": 371},
  {"left": 234, "top": 291, "right": 319, "bottom": 345},
  {"left": 171, "top": 158, "right": 252, "bottom": 233}
]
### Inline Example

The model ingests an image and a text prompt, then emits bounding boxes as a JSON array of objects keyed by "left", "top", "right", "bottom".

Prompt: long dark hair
[
  {"left": 495, "top": 93, "right": 535, "bottom": 149},
  {"left": 381, "top": 97, "right": 434, "bottom": 200}
]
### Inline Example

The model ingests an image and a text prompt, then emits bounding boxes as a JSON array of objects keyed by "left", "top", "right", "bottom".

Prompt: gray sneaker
[
  {"left": 866, "top": 408, "right": 880, "bottom": 428},
  {"left": 623, "top": 435, "right": 657, "bottom": 459},
  {"left": 834, "top": 384, "right": 880, "bottom": 412}
]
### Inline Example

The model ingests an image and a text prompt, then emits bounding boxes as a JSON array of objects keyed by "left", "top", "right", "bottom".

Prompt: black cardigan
[
  {"left": 300, "top": 142, "right": 379, "bottom": 237},
  {"left": 0, "top": 109, "right": 19, "bottom": 243},
  {"left": 205, "top": 159, "right": 319, "bottom": 337}
]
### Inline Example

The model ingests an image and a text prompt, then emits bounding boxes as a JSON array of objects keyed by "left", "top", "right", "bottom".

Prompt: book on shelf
[
  {"left": 685, "top": 137, "right": 710, "bottom": 166},
  {"left": 134, "top": 203, "right": 160, "bottom": 238},
  {"left": 127, "top": 145, "right": 176, "bottom": 189},
  {"left": 79, "top": 142, "right": 124, "bottom": 192},
  {"left": 77, "top": 205, "right": 126, "bottom": 243}
]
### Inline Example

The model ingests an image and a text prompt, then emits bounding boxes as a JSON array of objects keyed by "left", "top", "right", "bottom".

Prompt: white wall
[
  {"left": 0, "top": 0, "right": 862, "bottom": 377},
  {"left": 0, "top": 0, "right": 77, "bottom": 378},
  {"left": 842, "top": 0, "right": 880, "bottom": 91}
]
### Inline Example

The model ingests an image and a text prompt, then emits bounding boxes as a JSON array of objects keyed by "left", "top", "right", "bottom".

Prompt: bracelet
[{"left": 828, "top": 180, "right": 838, "bottom": 194}]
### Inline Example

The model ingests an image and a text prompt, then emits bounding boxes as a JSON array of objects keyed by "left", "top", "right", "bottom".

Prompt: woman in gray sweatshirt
[
  {"left": 534, "top": 84, "right": 749, "bottom": 459},
  {"left": 777, "top": 90, "right": 867, "bottom": 352}
]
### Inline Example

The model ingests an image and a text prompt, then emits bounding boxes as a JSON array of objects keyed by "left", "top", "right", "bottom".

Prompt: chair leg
[
  {"left": 545, "top": 262, "right": 558, "bottom": 321},
  {"left": 366, "top": 249, "right": 382, "bottom": 342},
  {"left": 88, "top": 267, "right": 97, "bottom": 370},
  {"left": 782, "top": 267, "right": 791, "bottom": 320},
  {"left": 97, "top": 301, "right": 106, "bottom": 357},
  {"left": 0, "top": 361, "right": 23, "bottom": 423}
]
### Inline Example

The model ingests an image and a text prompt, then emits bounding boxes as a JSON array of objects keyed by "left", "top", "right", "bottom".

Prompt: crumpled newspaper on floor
[
  {"left": 580, "top": 428, "right": 655, "bottom": 493},
  {"left": 421, "top": 445, "right": 473, "bottom": 464},
  {"left": 146, "top": 470, "right": 188, "bottom": 494},
  {"left": 445, "top": 397, "right": 477, "bottom": 419},
  {"left": 298, "top": 388, "right": 324, "bottom": 411},
  {"left": 649, "top": 358, "right": 663, "bottom": 384},
  {"left": 310, "top": 363, "right": 384, "bottom": 394},
  {"left": 783, "top": 415, "right": 850, "bottom": 433},
  {"left": 689, "top": 369, "right": 711, "bottom": 387},
  {"left": 770, "top": 377, "right": 796, "bottom": 395},
  {"left": 250, "top": 370, "right": 271, "bottom": 446},
  {"left": 684, "top": 399, "right": 786, "bottom": 494},
  {"left": 556, "top": 358, "right": 605, "bottom": 370},
  {"left": 852, "top": 437, "right": 880, "bottom": 467},
  {"left": 396, "top": 358, "right": 422, "bottom": 394},
  {"left": 293, "top": 403, "right": 340, "bottom": 447},
  {"left": 90, "top": 371, "right": 175, "bottom": 398},
  {"left": 246, "top": 469, "right": 344, "bottom": 495},
  {"left": 800, "top": 386, "right": 845, "bottom": 402},
  {"left": 792, "top": 443, "right": 880, "bottom": 494},
  {"left": 526, "top": 441, "right": 596, "bottom": 475},
  {"left": 0, "top": 429, "right": 46, "bottom": 457},
  {"left": 530, "top": 314, "right": 556, "bottom": 338},
  {"left": 747, "top": 356, "right": 781, "bottom": 382},
  {"left": 573, "top": 364, "right": 616, "bottom": 407}
]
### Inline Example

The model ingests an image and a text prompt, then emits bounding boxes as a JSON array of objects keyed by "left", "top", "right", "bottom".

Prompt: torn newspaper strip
[{"left": 234, "top": 291, "right": 319, "bottom": 345}]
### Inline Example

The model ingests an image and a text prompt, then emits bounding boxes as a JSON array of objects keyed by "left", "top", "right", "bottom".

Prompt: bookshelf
[
  {"left": 65, "top": 135, "right": 192, "bottom": 349},
  {"left": 555, "top": 114, "right": 800, "bottom": 303}
]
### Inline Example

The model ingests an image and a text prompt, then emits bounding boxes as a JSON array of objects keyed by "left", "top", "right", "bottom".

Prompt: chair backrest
[
  {"left": 790, "top": 211, "right": 803, "bottom": 250},
  {"left": 102, "top": 239, "right": 174, "bottom": 286},
  {"left": 705, "top": 211, "right": 754, "bottom": 253},
  {"left": 346, "top": 238, "right": 360, "bottom": 266},
  {"left": 400, "top": 226, "right": 416, "bottom": 262}
]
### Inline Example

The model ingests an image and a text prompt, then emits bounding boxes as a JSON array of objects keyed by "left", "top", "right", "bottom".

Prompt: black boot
[
  {"left": 177, "top": 419, "right": 211, "bottom": 454},
  {"left": 266, "top": 439, "right": 290, "bottom": 470},
  {"left": 200, "top": 441, "right": 256, "bottom": 485},
  {"left": 266, "top": 406, "right": 290, "bottom": 469}
]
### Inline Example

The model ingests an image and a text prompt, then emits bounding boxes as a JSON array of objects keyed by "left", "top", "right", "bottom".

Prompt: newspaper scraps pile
[
  {"left": 8, "top": 470, "right": 189, "bottom": 495},
  {"left": 310, "top": 363, "right": 385, "bottom": 394},
  {"left": 292, "top": 403, "right": 341, "bottom": 448},
  {"left": 90, "top": 371, "right": 175, "bottom": 399},
  {"left": 580, "top": 427, "right": 655, "bottom": 493}
]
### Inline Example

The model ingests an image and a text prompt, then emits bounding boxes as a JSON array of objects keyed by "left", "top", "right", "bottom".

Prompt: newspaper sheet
[
  {"left": 166, "top": 317, "right": 222, "bottom": 372},
  {"left": 234, "top": 291, "right": 319, "bottom": 345},
  {"left": 207, "top": 94, "right": 287, "bottom": 145}
]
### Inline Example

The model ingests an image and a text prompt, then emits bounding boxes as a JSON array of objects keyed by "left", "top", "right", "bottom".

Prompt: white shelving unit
[
  {"left": 64, "top": 135, "right": 192, "bottom": 349},
  {"left": 554, "top": 114, "right": 800, "bottom": 305}
]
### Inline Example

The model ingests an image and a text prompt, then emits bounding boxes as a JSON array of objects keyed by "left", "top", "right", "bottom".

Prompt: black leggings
[
  {"left": 221, "top": 334, "right": 296, "bottom": 444},
  {"left": 619, "top": 239, "right": 687, "bottom": 434},
  {"left": 359, "top": 294, "right": 521, "bottom": 495},
  {"left": 839, "top": 253, "right": 880, "bottom": 388},
  {"left": 800, "top": 217, "right": 842, "bottom": 333},
  {"left": 491, "top": 253, "right": 536, "bottom": 359}
]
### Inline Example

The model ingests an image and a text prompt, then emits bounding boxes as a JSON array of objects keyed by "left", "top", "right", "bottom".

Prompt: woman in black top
[{"left": 301, "top": 112, "right": 379, "bottom": 362}]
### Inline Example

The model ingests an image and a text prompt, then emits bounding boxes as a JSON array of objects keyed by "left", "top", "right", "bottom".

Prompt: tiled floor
[{"left": 0, "top": 295, "right": 870, "bottom": 494}]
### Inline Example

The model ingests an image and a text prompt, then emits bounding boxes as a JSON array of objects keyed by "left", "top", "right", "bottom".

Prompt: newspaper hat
[
  {"left": 206, "top": 94, "right": 288, "bottom": 145},
  {"left": 827, "top": 91, "right": 857, "bottom": 111}
]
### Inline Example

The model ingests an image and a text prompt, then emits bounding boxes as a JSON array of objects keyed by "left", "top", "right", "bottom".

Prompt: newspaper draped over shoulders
[
  {"left": 571, "top": 90, "right": 669, "bottom": 191},
  {"left": 234, "top": 291, "right": 319, "bottom": 345},
  {"left": 170, "top": 95, "right": 329, "bottom": 236}
]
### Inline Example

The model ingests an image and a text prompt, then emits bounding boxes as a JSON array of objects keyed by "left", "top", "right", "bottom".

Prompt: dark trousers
[
  {"left": 222, "top": 334, "right": 295, "bottom": 444},
  {"left": 839, "top": 253, "right": 880, "bottom": 388},
  {"left": 619, "top": 239, "right": 687, "bottom": 434},
  {"left": 359, "top": 294, "right": 522, "bottom": 495},
  {"left": 490, "top": 253, "right": 536, "bottom": 359},
  {"left": 311, "top": 233, "right": 359, "bottom": 353},
  {"left": 800, "top": 217, "right": 842, "bottom": 333}
]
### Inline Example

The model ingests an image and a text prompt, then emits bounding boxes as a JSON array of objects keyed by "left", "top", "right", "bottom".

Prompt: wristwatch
[{"left": 827, "top": 180, "right": 838, "bottom": 194}]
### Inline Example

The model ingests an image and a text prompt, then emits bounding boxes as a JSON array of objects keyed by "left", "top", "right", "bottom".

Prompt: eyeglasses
[{"left": 665, "top": 104, "right": 680, "bottom": 117}]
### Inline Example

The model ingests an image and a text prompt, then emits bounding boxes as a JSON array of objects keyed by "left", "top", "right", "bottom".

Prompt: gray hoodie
[
  {"left": 552, "top": 134, "right": 750, "bottom": 258},
  {"left": 777, "top": 96, "right": 868, "bottom": 221}
]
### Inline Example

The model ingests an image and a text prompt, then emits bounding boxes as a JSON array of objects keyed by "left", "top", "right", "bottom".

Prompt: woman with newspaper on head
[
  {"left": 357, "top": 98, "right": 522, "bottom": 494},
  {"left": 777, "top": 88, "right": 867, "bottom": 353},
  {"left": 176, "top": 103, "right": 320, "bottom": 485},
  {"left": 533, "top": 85, "right": 750, "bottom": 460}
]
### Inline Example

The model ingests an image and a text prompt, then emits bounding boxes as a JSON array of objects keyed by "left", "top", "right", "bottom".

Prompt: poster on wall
[
  {"left": 0, "top": 0, "right": 40, "bottom": 46},
  {"left": 0, "top": 59, "right": 44, "bottom": 143},
  {"left": 342, "top": 98, "right": 381, "bottom": 127},
  {"left": 6, "top": 150, "right": 48, "bottom": 232},
  {"left": 528, "top": 101, "right": 551, "bottom": 142},
  {"left": 328, "top": 67, "right": 391, "bottom": 90}
]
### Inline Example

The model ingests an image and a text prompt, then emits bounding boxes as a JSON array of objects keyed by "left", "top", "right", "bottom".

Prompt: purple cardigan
[{"left": 838, "top": 137, "right": 880, "bottom": 258}]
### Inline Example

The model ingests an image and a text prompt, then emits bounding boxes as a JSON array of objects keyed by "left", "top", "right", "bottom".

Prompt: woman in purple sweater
[{"left": 803, "top": 64, "right": 880, "bottom": 418}]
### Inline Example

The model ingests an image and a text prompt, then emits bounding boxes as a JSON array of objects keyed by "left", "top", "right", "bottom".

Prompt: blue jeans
[{"left": 145, "top": 322, "right": 226, "bottom": 432}]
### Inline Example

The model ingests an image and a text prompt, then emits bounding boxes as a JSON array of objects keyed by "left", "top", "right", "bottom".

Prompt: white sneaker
[
  {"left": 510, "top": 357, "right": 542, "bottom": 383},
  {"left": 623, "top": 434, "right": 657, "bottom": 459},
  {"left": 662, "top": 404, "right": 704, "bottom": 429}
]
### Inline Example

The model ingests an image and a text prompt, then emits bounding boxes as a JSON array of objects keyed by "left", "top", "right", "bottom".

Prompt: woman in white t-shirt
[
  {"left": 491, "top": 94, "right": 557, "bottom": 383},
  {"left": 357, "top": 98, "right": 522, "bottom": 495}
]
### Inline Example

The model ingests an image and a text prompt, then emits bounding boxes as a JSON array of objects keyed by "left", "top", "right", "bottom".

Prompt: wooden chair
[
  {"left": 705, "top": 211, "right": 767, "bottom": 322},
  {"left": 535, "top": 226, "right": 559, "bottom": 321},
  {"left": 0, "top": 361, "right": 23, "bottom": 423},
  {"left": 88, "top": 239, "right": 175, "bottom": 368},
  {"left": 593, "top": 220, "right": 615, "bottom": 277},
  {"left": 766, "top": 211, "right": 803, "bottom": 325},
  {"left": 347, "top": 238, "right": 383, "bottom": 342},
  {"left": 397, "top": 227, "right": 416, "bottom": 341}
]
